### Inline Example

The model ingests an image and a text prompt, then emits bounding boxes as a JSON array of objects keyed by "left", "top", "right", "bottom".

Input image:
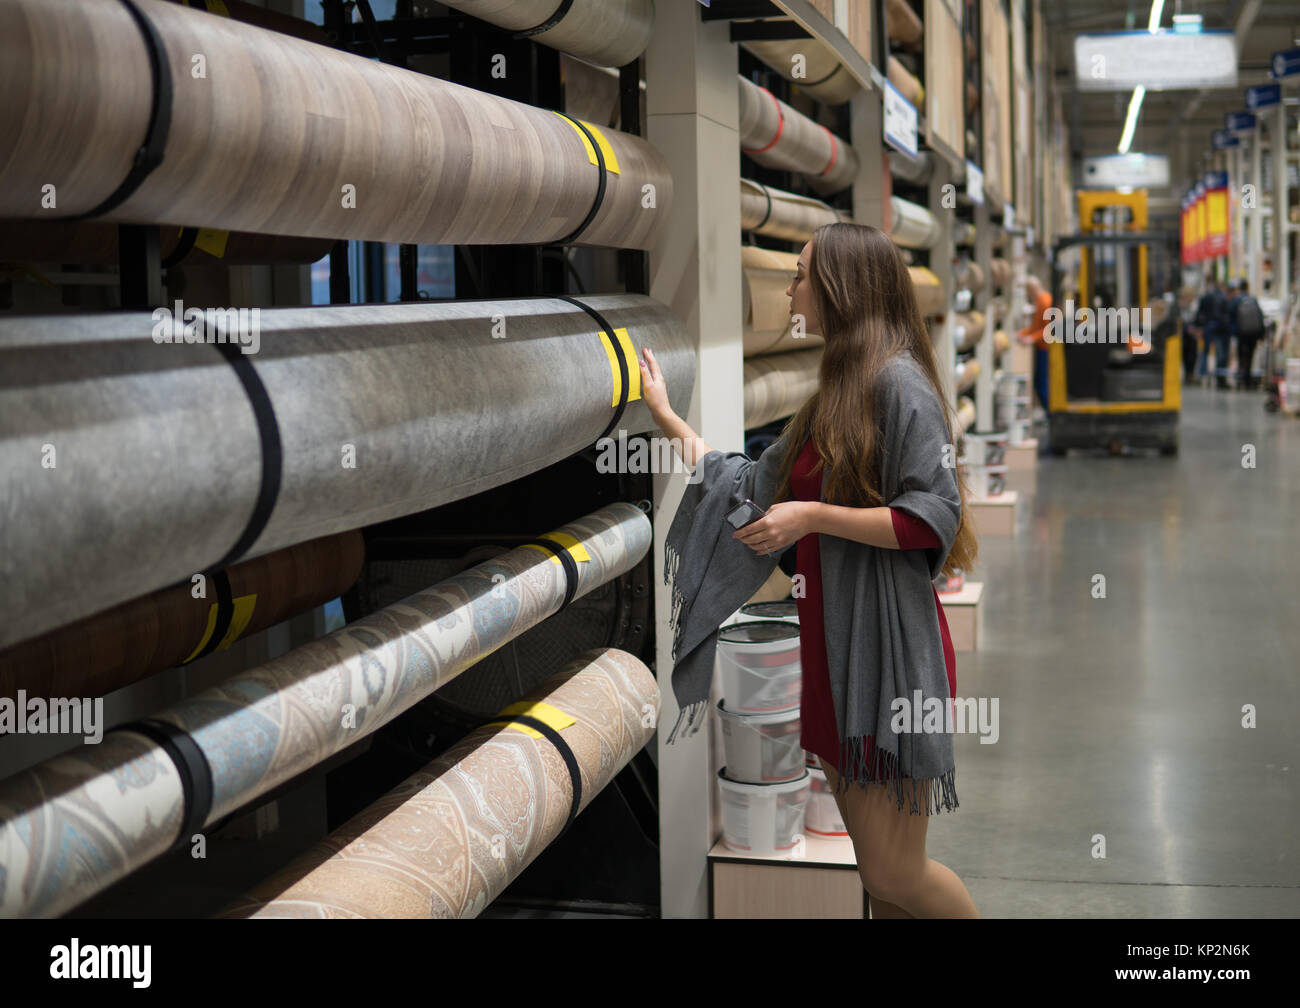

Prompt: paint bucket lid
[
  {"left": 718, "top": 767, "right": 810, "bottom": 794},
  {"left": 719, "top": 620, "right": 799, "bottom": 644},
  {"left": 716, "top": 698, "right": 800, "bottom": 727},
  {"left": 739, "top": 600, "right": 799, "bottom": 621}
]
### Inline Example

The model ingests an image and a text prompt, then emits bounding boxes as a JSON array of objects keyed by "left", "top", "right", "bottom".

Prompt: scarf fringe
[
  {"left": 664, "top": 542, "right": 686, "bottom": 665},
  {"left": 664, "top": 698, "right": 708, "bottom": 746},
  {"left": 836, "top": 735, "right": 959, "bottom": 816}
]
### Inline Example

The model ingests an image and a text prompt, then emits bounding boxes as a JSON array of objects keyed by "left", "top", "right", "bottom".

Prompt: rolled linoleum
[
  {"left": 738, "top": 76, "right": 858, "bottom": 195},
  {"left": 0, "top": 0, "right": 670, "bottom": 250},
  {"left": 741, "top": 37, "right": 861, "bottom": 106},
  {"left": 0, "top": 296, "right": 691, "bottom": 651},
  {"left": 740, "top": 179, "right": 844, "bottom": 244},
  {"left": 223, "top": 646, "right": 657, "bottom": 918},
  {"left": 744, "top": 348, "right": 823, "bottom": 428},
  {"left": 0, "top": 503, "right": 651, "bottom": 918},
  {"left": 436, "top": 0, "right": 654, "bottom": 68},
  {"left": 888, "top": 196, "right": 942, "bottom": 249}
]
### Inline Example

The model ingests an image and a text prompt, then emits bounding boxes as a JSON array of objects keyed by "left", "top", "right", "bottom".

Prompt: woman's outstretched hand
[
  {"left": 733, "top": 501, "right": 815, "bottom": 555},
  {"left": 638, "top": 346, "right": 674, "bottom": 425}
]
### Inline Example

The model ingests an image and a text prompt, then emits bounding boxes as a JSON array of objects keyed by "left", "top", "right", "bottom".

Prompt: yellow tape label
[
  {"left": 486, "top": 700, "right": 577, "bottom": 740},
  {"left": 181, "top": 592, "right": 258, "bottom": 663},
  {"left": 600, "top": 327, "right": 642, "bottom": 407},
  {"left": 205, "top": 0, "right": 231, "bottom": 16},
  {"left": 552, "top": 112, "right": 620, "bottom": 174},
  {"left": 194, "top": 228, "right": 230, "bottom": 258},
  {"left": 521, "top": 532, "right": 591, "bottom": 565}
]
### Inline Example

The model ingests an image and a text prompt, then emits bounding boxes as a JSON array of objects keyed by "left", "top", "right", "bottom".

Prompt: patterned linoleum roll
[
  {"left": 737, "top": 76, "right": 859, "bottom": 195},
  {"left": 953, "top": 310, "right": 987, "bottom": 351},
  {"left": 0, "top": 531, "right": 364, "bottom": 702},
  {"left": 994, "top": 329, "right": 1009, "bottom": 355},
  {"left": 741, "top": 246, "right": 824, "bottom": 358},
  {"left": 954, "top": 258, "right": 985, "bottom": 294},
  {"left": 223, "top": 646, "right": 657, "bottom": 918},
  {"left": 0, "top": 219, "right": 334, "bottom": 266},
  {"left": 741, "top": 38, "right": 861, "bottom": 106},
  {"left": 909, "top": 266, "right": 945, "bottom": 316},
  {"left": 0, "top": 0, "right": 670, "bottom": 250},
  {"left": 437, "top": 0, "right": 654, "bottom": 68},
  {"left": 0, "top": 503, "right": 651, "bottom": 918},
  {"left": 0, "top": 296, "right": 690, "bottom": 651},
  {"left": 887, "top": 196, "right": 942, "bottom": 249},
  {"left": 990, "top": 257, "right": 1013, "bottom": 289},
  {"left": 744, "top": 348, "right": 823, "bottom": 428},
  {"left": 740, "top": 179, "right": 844, "bottom": 244},
  {"left": 955, "top": 358, "right": 980, "bottom": 391}
]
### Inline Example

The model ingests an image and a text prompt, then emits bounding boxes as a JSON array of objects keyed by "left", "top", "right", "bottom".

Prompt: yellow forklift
[{"left": 1047, "top": 189, "right": 1182, "bottom": 455}]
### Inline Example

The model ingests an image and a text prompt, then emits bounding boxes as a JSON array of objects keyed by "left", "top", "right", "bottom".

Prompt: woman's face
[{"left": 785, "top": 240, "right": 819, "bottom": 337}]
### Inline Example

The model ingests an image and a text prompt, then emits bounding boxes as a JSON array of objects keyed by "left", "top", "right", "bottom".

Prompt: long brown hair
[{"left": 771, "top": 222, "right": 978, "bottom": 578}]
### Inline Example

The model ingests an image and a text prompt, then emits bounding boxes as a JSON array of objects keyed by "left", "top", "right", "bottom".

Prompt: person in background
[
  {"left": 1017, "top": 274, "right": 1053, "bottom": 416},
  {"left": 1177, "top": 285, "right": 1199, "bottom": 383},
  {"left": 1193, "top": 278, "right": 1230, "bottom": 389},
  {"left": 1227, "top": 279, "right": 1266, "bottom": 391}
]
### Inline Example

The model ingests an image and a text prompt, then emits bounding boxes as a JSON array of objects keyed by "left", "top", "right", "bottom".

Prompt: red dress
[{"left": 791, "top": 437, "right": 957, "bottom": 772}]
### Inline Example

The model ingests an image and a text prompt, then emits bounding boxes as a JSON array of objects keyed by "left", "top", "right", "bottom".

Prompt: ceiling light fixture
[{"left": 1148, "top": 0, "right": 1165, "bottom": 33}]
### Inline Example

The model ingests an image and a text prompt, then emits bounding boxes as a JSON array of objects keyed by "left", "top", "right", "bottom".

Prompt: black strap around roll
[
  {"left": 119, "top": 718, "right": 214, "bottom": 849},
  {"left": 753, "top": 181, "right": 774, "bottom": 231},
  {"left": 804, "top": 62, "right": 845, "bottom": 89},
  {"left": 184, "top": 569, "right": 234, "bottom": 664},
  {"left": 557, "top": 295, "right": 631, "bottom": 442},
  {"left": 161, "top": 227, "right": 199, "bottom": 268},
  {"left": 67, "top": 0, "right": 173, "bottom": 221},
  {"left": 511, "top": 0, "right": 575, "bottom": 39},
  {"left": 485, "top": 713, "right": 583, "bottom": 838},
  {"left": 554, "top": 115, "right": 608, "bottom": 246},
  {"left": 521, "top": 537, "right": 579, "bottom": 611},
  {"left": 211, "top": 343, "right": 283, "bottom": 570}
]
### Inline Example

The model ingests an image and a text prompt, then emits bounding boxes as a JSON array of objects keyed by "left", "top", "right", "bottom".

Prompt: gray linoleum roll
[
  {"left": 744, "top": 348, "right": 823, "bottom": 428},
  {"left": 740, "top": 179, "right": 844, "bottom": 244},
  {"left": 0, "top": 503, "right": 651, "bottom": 918},
  {"left": 888, "top": 150, "right": 934, "bottom": 185},
  {"left": 223, "top": 646, "right": 658, "bottom": 918},
  {"left": 888, "top": 196, "right": 941, "bottom": 249},
  {"left": 0, "top": 295, "right": 691, "bottom": 652},
  {"left": 0, "top": 0, "right": 669, "bottom": 250},
  {"left": 738, "top": 76, "right": 858, "bottom": 195},
  {"left": 741, "top": 37, "right": 861, "bottom": 106},
  {"left": 436, "top": 0, "right": 654, "bottom": 68}
]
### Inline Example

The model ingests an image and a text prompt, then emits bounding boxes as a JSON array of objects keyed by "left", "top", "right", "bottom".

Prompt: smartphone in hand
[{"left": 725, "top": 498, "right": 767, "bottom": 529}]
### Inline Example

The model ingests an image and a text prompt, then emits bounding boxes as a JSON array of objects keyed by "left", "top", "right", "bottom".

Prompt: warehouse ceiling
[{"left": 1042, "top": 0, "right": 1300, "bottom": 220}]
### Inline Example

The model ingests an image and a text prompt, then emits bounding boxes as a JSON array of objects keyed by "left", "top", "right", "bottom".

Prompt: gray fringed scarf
[{"left": 664, "top": 353, "right": 963, "bottom": 815}]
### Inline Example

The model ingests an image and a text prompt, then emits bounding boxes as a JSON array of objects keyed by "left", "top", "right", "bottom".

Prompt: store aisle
[{"left": 927, "top": 387, "right": 1300, "bottom": 918}]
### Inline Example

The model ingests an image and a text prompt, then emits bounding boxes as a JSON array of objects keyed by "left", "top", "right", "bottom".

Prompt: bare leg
[
  {"left": 820, "top": 758, "right": 978, "bottom": 919},
  {"left": 818, "top": 757, "right": 912, "bottom": 918}
]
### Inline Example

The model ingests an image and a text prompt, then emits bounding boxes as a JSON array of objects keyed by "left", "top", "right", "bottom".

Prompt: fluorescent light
[
  {"left": 1118, "top": 86, "right": 1146, "bottom": 154},
  {"left": 1148, "top": 0, "right": 1165, "bottom": 32}
]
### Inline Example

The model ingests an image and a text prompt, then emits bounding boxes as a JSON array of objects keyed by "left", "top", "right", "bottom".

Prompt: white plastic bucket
[
  {"left": 717, "top": 700, "right": 804, "bottom": 783},
  {"left": 718, "top": 767, "right": 810, "bottom": 855},
  {"left": 717, "top": 620, "right": 801, "bottom": 714},
  {"left": 805, "top": 767, "right": 848, "bottom": 837},
  {"left": 738, "top": 600, "right": 800, "bottom": 623}
]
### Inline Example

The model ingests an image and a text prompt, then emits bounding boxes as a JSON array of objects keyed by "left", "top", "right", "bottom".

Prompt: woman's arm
[
  {"left": 805, "top": 502, "right": 900, "bottom": 549},
  {"left": 655, "top": 409, "right": 714, "bottom": 471}
]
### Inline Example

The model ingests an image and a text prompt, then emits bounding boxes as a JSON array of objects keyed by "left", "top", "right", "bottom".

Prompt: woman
[{"left": 641, "top": 222, "right": 980, "bottom": 918}]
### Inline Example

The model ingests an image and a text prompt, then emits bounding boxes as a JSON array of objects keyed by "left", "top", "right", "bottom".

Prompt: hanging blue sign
[
  {"left": 1225, "top": 111, "right": 1256, "bottom": 132},
  {"left": 1246, "top": 83, "right": 1281, "bottom": 109},
  {"left": 1211, "top": 130, "right": 1238, "bottom": 150},
  {"left": 1272, "top": 48, "right": 1300, "bottom": 79}
]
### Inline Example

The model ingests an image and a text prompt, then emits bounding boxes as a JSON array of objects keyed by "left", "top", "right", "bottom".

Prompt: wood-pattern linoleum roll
[
  {"left": 437, "top": 0, "right": 654, "bottom": 68},
  {"left": 954, "top": 258, "right": 985, "bottom": 294},
  {"left": 740, "top": 179, "right": 843, "bottom": 244},
  {"left": 953, "top": 310, "right": 986, "bottom": 351},
  {"left": 744, "top": 348, "right": 823, "bottom": 428},
  {"left": 741, "top": 246, "right": 817, "bottom": 358},
  {"left": 0, "top": 503, "right": 650, "bottom": 918},
  {"left": 888, "top": 196, "right": 941, "bottom": 249},
  {"left": 955, "top": 358, "right": 980, "bottom": 391},
  {"left": 990, "top": 257, "right": 1012, "bottom": 289},
  {"left": 0, "top": 296, "right": 691, "bottom": 652},
  {"left": 909, "top": 266, "right": 944, "bottom": 316},
  {"left": 738, "top": 76, "right": 858, "bottom": 195},
  {"left": 886, "top": 0, "right": 924, "bottom": 50},
  {"left": 887, "top": 56, "right": 924, "bottom": 107},
  {"left": 957, "top": 396, "right": 976, "bottom": 433},
  {"left": 0, "top": 219, "right": 334, "bottom": 267},
  {"left": 0, "top": 0, "right": 669, "bottom": 250},
  {"left": 742, "top": 37, "right": 861, "bottom": 106},
  {"left": 0, "top": 531, "right": 364, "bottom": 702},
  {"left": 223, "top": 646, "right": 657, "bottom": 918}
]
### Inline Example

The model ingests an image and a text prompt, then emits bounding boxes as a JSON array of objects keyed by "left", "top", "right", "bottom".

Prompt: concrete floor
[{"left": 924, "top": 385, "right": 1300, "bottom": 917}]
